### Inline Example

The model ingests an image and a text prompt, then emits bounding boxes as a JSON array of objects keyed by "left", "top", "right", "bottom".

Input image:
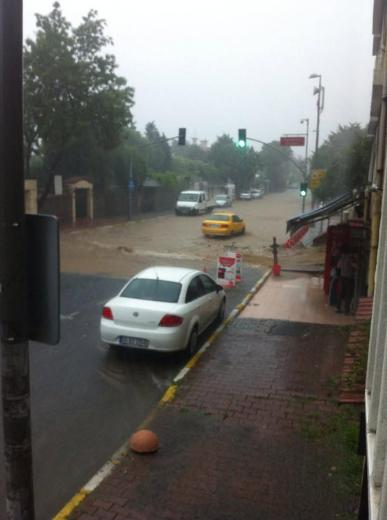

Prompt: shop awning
[{"left": 286, "top": 191, "right": 361, "bottom": 232}]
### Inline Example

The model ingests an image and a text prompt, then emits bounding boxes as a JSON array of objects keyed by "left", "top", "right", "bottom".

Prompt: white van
[{"left": 175, "top": 190, "right": 213, "bottom": 215}]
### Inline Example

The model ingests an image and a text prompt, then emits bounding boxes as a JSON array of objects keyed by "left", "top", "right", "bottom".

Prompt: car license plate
[
  {"left": 209, "top": 224, "right": 219, "bottom": 228},
  {"left": 120, "top": 336, "right": 149, "bottom": 348}
]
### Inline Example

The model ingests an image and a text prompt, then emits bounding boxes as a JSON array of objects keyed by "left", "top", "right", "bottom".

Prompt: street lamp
[
  {"left": 300, "top": 118, "right": 309, "bottom": 179},
  {"left": 309, "top": 73, "right": 325, "bottom": 160}
]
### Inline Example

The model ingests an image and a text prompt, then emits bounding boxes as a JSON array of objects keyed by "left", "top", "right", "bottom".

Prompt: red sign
[
  {"left": 280, "top": 136, "right": 305, "bottom": 147},
  {"left": 218, "top": 256, "right": 236, "bottom": 268}
]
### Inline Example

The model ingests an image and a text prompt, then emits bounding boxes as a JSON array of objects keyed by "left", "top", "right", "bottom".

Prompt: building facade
[{"left": 364, "top": 1, "right": 387, "bottom": 518}]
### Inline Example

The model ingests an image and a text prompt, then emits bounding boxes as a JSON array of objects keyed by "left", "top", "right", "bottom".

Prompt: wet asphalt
[{"left": 18, "top": 266, "right": 264, "bottom": 519}]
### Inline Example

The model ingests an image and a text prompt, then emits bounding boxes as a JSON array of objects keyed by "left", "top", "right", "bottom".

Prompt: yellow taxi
[{"left": 201, "top": 212, "right": 246, "bottom": 237}]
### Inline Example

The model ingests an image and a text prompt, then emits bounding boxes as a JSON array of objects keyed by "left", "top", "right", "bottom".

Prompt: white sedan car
[{"left": 100, "top": 267, "right": 226, "bottom": 354}]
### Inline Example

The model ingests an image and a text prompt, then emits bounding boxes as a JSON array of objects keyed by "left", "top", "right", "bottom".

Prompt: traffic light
[
  {"left": 237, "top": 129, "right": 247, "bottom": 148},
  {"left": 178, "top": 128, "right": 186, "bottom": 146},
  {"left": 299, "top": 182, "right": 308, "bottom": 197}
]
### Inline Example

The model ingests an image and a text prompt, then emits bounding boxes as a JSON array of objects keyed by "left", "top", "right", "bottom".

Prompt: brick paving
[
  {"left": 339, "top": 297, "right": 372, "bottom": 404},
  {"left": 69, "top": 313, "right": 355, "bottom": 520}
]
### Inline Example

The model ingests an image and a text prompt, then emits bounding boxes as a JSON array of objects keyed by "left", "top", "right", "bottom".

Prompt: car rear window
[
  {"left": 121, "top": 278, "right": 182, "bottom": 303},
  {"left": 216, "top": 195, "right": 227, "bottom": 200},
  {"left": 205, "top": 214, "right": 230, "bottom": 222}
]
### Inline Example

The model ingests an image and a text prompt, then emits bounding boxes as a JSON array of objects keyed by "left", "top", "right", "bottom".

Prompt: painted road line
[{"left": 53, "top": 269, "right": 271, "bottom": 519}]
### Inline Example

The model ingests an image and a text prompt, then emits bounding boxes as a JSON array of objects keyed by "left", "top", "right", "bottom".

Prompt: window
[
  {"left": 186, "top": 276, "right": 205, "bottom": 303},
  {"left": 178, "top": 193, "right": 199, "bottom": 202},
  {"left": 121, "top": 278, "right": 181, "bottom": 303},
  {"left": 199, "top": 275, "right": 217, "bottom": 294},
  {"left": 205, "top": 214, "right": 230, "bottom": 222},
  {"left": 232, "top": 215, "right": 242, "bottom": 222}
]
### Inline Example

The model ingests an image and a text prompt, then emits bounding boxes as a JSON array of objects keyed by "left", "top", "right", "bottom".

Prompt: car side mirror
[{"left": 216, "top": 284, "right": 223, "bottom": 293}]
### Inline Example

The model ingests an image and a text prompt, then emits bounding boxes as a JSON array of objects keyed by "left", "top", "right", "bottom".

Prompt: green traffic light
[
  {"left": 238, "top": 140, "right": 246, "bottom": 148},
  {"left": 300, "top": 190, "right": 307, "bottom": 197}
]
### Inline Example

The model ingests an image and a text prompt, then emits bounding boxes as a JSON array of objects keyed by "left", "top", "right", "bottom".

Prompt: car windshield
[
  {"left": 178, "top": 193, "right": 199, "bottom": 202},
  {"left": 216, "top": 195, "right": 227, "bottom": 200},
  {"left": 121, "top": 278, "right": 182, "bottom": 303},
  {"left": 205, "top": 214, "right": 230, "bottom": 222}
]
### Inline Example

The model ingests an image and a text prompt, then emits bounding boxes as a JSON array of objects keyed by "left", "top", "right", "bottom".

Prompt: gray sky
[{"left": 24, "top": 0, "right": 374, "bottom": 154}]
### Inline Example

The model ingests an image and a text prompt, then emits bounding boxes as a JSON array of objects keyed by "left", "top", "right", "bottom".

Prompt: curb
[{"left": 52, "top": 269, "right": 271, "bottom": 520}]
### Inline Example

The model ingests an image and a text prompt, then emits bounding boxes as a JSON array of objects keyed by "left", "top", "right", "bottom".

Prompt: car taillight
[
  {"left": 220, "top": 224, "right": 229, "bottom": 229},
  {"left": 159, "top": 314, "right": 184, "bottom": 327},
  {"left": 102, "top": 306, "right": 114, "bottom": 320}
]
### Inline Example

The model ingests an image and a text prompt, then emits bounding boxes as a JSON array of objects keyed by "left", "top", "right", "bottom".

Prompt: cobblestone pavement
[{"left": 69, "top": 318, "right": 353, "bottom": 520}]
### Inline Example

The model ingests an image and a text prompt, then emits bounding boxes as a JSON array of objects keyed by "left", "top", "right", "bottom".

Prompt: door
[
  {"left": 232, "top": 215, "right": 244, "bottom": 234},
  {"left": 199, "top": 274, "right": 221, "bottom": 322},
  {"left": 75, "top": 188, "right": 88, "bottom": 220},
  {"left": 185, "top": 276, "right": 212, "bottom": 331}
]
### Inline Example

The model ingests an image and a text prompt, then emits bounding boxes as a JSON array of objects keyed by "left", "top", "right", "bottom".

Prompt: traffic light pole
[
  {"left": 0, "top": 1, "right": 35, "bottom": 518},
  {"left": 246, "top": 137, "right": 307, "bottom": 178}
]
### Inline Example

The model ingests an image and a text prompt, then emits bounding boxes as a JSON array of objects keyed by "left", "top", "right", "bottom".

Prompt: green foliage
[
  {"left": 172, "top": 156, "right": 219, "bottom": 181},
  {"left": 260, "top": 141, "right": 294, "bottom": 192},
  {"left": 313, "top": 124, "right": 371, "bottom": 202},
  {"left": 171, "top": 141, "right": 210, "bottom": 162},
  {"left": 24, "top": 2, "right": 134, "bottom": 201},
  {"left": 145, "top": 122, "right": 172, "bottom": 173},
  {"left": 208, "top": 134, "right": 260, "bottom": 191},
  {"left": 151, "top": 171, "right": 188, "bottom": 190}
]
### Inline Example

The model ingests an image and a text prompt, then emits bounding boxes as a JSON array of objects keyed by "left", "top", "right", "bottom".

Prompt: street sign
[
  {"left": 310, "top": 169, "right": 327, "bottom": 191},
  {"left": 216, "top": 255, "right": 237, "bottom": 288},
  {"left": 26, "top": 214, "right": 60, "bottom": 345},
  {"left": 280, "top": 136, "right": 305, "bottom": 147}
]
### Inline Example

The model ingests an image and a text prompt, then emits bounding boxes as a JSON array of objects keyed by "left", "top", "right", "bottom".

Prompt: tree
[
  {"left": 144, "top": 122, "right": 171, "bottom": 172},
  {"left": 209, "top": 135, "right": 260, "bottom": 191},
  {"left": 259, "top": 141, "right": 293, "bottom": 192},
  {"left": 171, "top": 141, "right": 210, "bottom": 163},
  {"left": 312, "top": 124, "right": 371, "bottom": 201},
  {"left": 24, "top": 2, "right": 134, "bottom": 204}
]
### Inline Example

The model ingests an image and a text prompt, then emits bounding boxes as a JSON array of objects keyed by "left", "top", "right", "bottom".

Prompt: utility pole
[
  {"left": 0, "top": 1, "right": 35, "bottom": 518},
  {"left": 128, "top": 155, "right": 134, "bottom": 220},
  {"left": 309, "top": 74, "right": 325, "bottom": 208},
  {"left": 315, "top": 75, "right": 322, "bottom": 157}
]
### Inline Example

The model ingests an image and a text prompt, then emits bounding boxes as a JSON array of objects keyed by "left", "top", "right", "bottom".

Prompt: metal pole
[
  {"left": 304, "top": 120, "right": 308, "bottom": 213},
  {"left": 0, "top": 0, "right": 35, "bottom": 518},
  {"left": 315, "top": 75, "right": 322, "bottom": 159},
  {"left": 305, "top": 119, "right": 309, "bottom": 179},
  {"left": 128, "top": 155, "right": 133, "bottom": 220}
]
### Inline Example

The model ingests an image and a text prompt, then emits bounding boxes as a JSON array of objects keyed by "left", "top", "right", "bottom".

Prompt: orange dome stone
[{"left": 129, "top": 429, "right": 159, "bottom": 454}]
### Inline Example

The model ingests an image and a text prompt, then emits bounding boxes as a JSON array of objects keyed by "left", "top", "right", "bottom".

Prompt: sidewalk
[{"left": 63, "top": 272, "right": 359, "bottom": 520}]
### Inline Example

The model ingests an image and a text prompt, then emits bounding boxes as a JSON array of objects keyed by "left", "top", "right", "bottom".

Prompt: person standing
[{"left": 336, "top": 245, "right": 357, "bottom": 314}]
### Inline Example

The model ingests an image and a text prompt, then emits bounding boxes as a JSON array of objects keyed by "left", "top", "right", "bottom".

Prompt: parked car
[
  {"left": 251, "top": 189, "right": 264, "bottom": 199},
  {"left": 100, "top": 266, "right": 226, "bottom": 354},
  {"left": 202, "top": 212, "right": 246, "bottom": 237},
  {"left": 175, "top": 190, "right": 214, "bottom": 215},
  {"left": 239, "top": 191, "right": 252, "bottom": 200},
  {"left": 215, "top": 194, "right": 232, "bottom": 208}
]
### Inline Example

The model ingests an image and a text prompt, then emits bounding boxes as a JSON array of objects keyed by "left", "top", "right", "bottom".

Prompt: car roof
[
  {"left": 134, "top": 266, "right": 200, "bottom": 283},
  {"left": 210, "top": 211, "right": 236, "bottom": 216}
]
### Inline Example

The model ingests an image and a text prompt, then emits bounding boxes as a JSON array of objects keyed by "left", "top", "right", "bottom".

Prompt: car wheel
[
  {"left": 217, "top": 299, "right": 226, "bottom": 323},
  {"left": 241, "top": 226, "right": 246, "bottom": 235},
  {"left": 187, "top": 326, "right": 198, "bottom": 356}
]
